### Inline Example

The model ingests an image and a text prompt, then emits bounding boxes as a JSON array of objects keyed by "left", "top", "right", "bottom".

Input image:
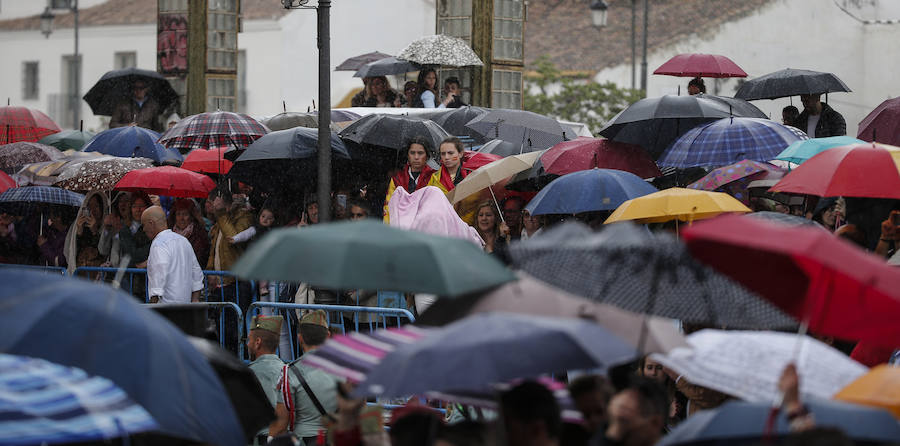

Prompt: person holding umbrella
[
  {"left": 109, "top": 80, "right": 163, "bottom": 132},
  {"left": 794, "top": 94, "right": 846, "bottom": 138}
]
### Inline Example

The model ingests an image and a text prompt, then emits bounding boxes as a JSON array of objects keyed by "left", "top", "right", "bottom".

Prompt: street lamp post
[{"left": 40, "top": 0, "right": 80, "bottom": 128}]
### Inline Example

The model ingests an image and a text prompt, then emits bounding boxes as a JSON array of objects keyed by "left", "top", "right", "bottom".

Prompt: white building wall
[{"left": 594, "top": 0, "right": 900, "bottom": 137}]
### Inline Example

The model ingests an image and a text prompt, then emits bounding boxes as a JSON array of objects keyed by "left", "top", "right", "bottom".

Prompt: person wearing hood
[
  {"left": 63, "top": 191, "right": 109, "bottom": 274},
  {"left": 98, "top": 191, "right": 131, "bottom": 268}
]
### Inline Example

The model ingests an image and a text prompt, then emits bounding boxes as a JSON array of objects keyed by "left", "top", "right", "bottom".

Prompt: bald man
[{"left": 142, "top": 206, "right": 204, "bottom": 304}]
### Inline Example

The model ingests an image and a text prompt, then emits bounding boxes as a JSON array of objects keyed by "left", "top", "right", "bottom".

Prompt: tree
[{"left": 524, "top": 55, "right": 643, "bottom": 133}]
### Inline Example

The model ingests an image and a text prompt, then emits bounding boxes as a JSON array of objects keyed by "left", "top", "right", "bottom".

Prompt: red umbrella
[
  {"left": 653, "top": 53, "right": 748, "bottom": 78},
  {"left": 0, "top": 106, "right": 62, "bottom": 144},
  {"left": 857, "top": 97, "right": 900, "bottom": 146},
  {"left": 0, "top": 171, "right": 17, "bottom": 193},
  {"left": 770, "top": 143, "right": 900, "bottom": 199},
  {"left": 181, "top": 148, "right": 233, "bottom": 175},
  {"left": 683, "top": 214, "right": 900, "bottom": 346},
  {"left": 541, "top": 137, "right": 661, "bottom": 179},
  {"left": 115, "top": 166, "right": 216, "bottom": 198},
  {"left": 463, "top": 150, "right": 501, "bottom": 170}
]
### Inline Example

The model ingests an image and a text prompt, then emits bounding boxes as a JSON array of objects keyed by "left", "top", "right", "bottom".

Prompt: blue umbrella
[
  {"left": 82, "top": 126, "right": 183, "bottom": 164},
  {"left": 0, "top": 269, "right": 244, "bottom": 446},
  {"left": 658, "top": 399, "right": 900, "bottom": 446},
  {"left": 353, "top": 312, "right": 637, "bottom": 399},
  {"left": 0, "top": 185, "right": 84, "bottom": 208},
  {"left": 658, "top": 117, "right": 809, "bottom": 168},
  {"left": 774, "top": 135, "right": 864, "bottom": 165},
  {"left": 0, "top": 353, "right": 159, "bottom": 445},
  {"left": 525, "top": 168, "right": 657, "bottom": 216}
]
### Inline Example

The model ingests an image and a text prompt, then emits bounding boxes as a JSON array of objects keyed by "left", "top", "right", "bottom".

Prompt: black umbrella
[
  {"left": 479, "top": 138, "right": 538, "bottom": 157},
  {"left": 335, "top": 51, "right": 392, "bottom": 71},
  {"left": 508, "top": 222, "right": 797, "bottom": 329},
  {"left": 354, "top": 57, "right": 421, "bottom": 78},
  {"left": 735, "top": 68, "right": 851, "bottom": 101},
  {"left": 466, "top": 109, "right": 568, "bottom": 150},
  {"left": 417, "top": 106, "right": 490, "bottom": 142},
  {"left": 598, "top": 95, "right": 762, "bottom": 159},
  {"left": 339, "top": 114, "right": 450, "bottom": 152},
  {"left": 186, "top": 337, "right": 275, "bottom": 443},
  {"left": 83, "top": 68, "right": 179, "bottom": 116},
  {"left": 504, "top": 151, "right": 549, "bottom": 191},
  {"left": 228, "top": 127, "right": 351, "bottom": 193},
  {"left": 693, "top": 94, "right": 768, "bottom": 118}
]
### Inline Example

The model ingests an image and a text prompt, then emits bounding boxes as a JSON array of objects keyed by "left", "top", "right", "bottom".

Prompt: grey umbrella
[
  {"left": 334, "top": 51, "right": 392, "bottom": 71},
  {"left": 508, "top": 222, "right": 798, "bottom": 330},
  {"left": 354, "top": 57, "right": 421, "bottom": 78},
  {"left": 338, "top": 114, "right": 450, "bottom": 152},
  {"left": 478, "top": 138, "right": 538, "bottom": 157},
  {"left": 420, "top": 106, "right": 490, "bottom": 141},
  {"left": 261, "top": 112, "right": 341, "bottom": 133},
  {"left": 466, "top": 109, "right": 568, "bottom": 151},
  {"left": 735, "top": 68, "right": 851, "bottom": 101}
]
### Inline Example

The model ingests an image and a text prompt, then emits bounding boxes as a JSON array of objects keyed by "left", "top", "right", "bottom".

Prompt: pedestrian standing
[{"left": 141, "top": 206, "right": 203, "bottom": 304}]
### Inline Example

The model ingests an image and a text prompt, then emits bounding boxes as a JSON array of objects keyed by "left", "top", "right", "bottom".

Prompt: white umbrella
[
  {"left": 398, "top": 34, "right": 484, "bottom": 67},
  {"left": 650, "top": 329, "right": 867, "bottom": 403}
]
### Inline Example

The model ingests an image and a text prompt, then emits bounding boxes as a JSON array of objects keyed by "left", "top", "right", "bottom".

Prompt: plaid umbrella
[
  {"left": 509, "top": 222, "right": 797, "bottom": 329},
  {"left": 398, "top": 34, "right": 484, "bottom": 67},
  {"left": 54, "top": 156, "right": 154, "bottom": 192},
  {"left": 658, "top": 117, "right": 809, "bottom": 168},
  {"left": 0, "top": 142, "right": 63, "bottom": 171},
  {"left": 0, "top": 106, "right": 61, "bottom": 144},
  {"left": 0, "top": 186, "right": 85, "bottom": 214},
  {"left": 159, "top": 111, "right": 269, "bottom": 152}
]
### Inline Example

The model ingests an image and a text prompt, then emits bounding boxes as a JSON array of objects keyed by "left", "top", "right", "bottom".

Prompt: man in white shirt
[{"left": 141, "top": 206, "right": 203, "bottom": 304}]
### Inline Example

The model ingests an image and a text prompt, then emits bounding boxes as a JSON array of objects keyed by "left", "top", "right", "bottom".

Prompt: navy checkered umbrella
[
  {"left": 159, "top": 111, "right": 269, "bottom": 152},
  {"left": 0, "top": 185, "right": 84, "bottom": 209},
  {"left": 466, "top": 109, "right": 569, "bottom": 151},
  {"left": 658, "top": 117, "right": 808, "bottom": 168},
  {"left": 509, "top": 222, "right": 797, "bottom": 330}
]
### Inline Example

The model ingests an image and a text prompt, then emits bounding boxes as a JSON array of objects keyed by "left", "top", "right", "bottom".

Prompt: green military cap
[
  {"left": 300, "top": 309, "right": 328, "bottom": 328},
  {"left": 249, "top": 315, "right": 283, "bottom": 335}
]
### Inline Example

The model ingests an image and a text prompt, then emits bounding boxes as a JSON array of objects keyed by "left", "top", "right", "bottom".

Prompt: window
[
  {"left": 437, "top": 0, "right": 473, "bottom": 43},
  {"left": 440, "top": 68, "right": 472, "bottom": 106},
  {"left": 207, "top": 0, "right": 238, "bottom": 72},
  {"left": 492, "top": 69, "right": 521, "bottom": 109},
  {"left": 22, "top": 62, "right": 38, "bottom": 100},
  {"left": 207, "top": 76, "right": 236, "bottom": 112},
  {"left": 492, "top": 0, "right": 524, "bottom": 62},
  {"left": 114, "top": 51, "right": 137, "bottom": 69}
]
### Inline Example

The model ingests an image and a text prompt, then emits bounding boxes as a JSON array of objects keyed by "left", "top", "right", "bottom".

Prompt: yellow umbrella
[
  {"left": 604, "top": 187, "right": 751, "bottom": 224},
  {"left": 834, "top": 365, "right": 900, "bottom": 420},
  {"left": 447, "top": 150, "right": 542, "bottom": 205}
]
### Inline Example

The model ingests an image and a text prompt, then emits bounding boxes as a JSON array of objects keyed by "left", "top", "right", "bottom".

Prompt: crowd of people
[{"left": 350, "top": 69, "right": 467, "bottom": 109}]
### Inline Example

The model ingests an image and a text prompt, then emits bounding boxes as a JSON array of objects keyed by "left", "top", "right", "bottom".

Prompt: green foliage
[{"left": 524, "top": 55, "right": 643, "bottom": 133}]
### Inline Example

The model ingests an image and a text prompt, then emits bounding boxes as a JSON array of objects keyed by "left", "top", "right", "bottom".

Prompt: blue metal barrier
[
  {"left": 73, "top": 266, "right": 149, "bottom": 300},
  {"left": 144, "top": 302, "right": 244, "bottom": 358},
  {"left": 246, "top": 302, "right": 416, "bottom": 361}
]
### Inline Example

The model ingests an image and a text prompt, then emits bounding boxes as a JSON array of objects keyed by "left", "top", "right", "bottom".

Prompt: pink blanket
[{"left": 388, "top": 186, "right": 484, "bottom": 247}]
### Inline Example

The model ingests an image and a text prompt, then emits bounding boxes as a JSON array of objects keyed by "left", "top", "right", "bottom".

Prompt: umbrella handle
[{"left": 489, "top": 186, "right": 505, "bottom": 225}]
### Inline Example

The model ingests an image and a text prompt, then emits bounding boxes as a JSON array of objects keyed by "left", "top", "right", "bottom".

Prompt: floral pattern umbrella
[
  {"left": 687, "top": 160, "right": 784, "bottom": 205},
  {"left": 398, "top": 34, "right": 484, "bottom": 67},
  {"left": 54, "top": 156, "right": 155, "bottom": 192},
  {"left": 0, "top": 142, "right": 63, "bottom": 172}
]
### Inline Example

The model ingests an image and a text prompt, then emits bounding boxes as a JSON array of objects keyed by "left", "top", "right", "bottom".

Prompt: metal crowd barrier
[
  {"left": 142, "top": 301, "right": 244, "bottom": 359},
  {"left": 73, "top": 266, "right": 150, "bottom": 298},
  {"left": 0, "top": 264, "right": 67, "bottom": 275}
]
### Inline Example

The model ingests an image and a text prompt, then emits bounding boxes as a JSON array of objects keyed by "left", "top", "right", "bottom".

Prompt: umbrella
[
  {"left": 115, "top": 166, "right": 217, "bottom": 198},
  {"left": 0, "top": 353, "right": 159, "bottom": 445},
  {"left": 421, "top": 106, "right": 490, "bottom": 141},
  {"left": 653, "top": 53, "right": 748, "bottom": 78},
  {"left": 508, "top": 222, "right": 796, "bottom": 329},
  {"left": 447, "top": 151, "right": 542, "bottom": 205},
  {"left": 0, "top": 185, "right": 84, "bottom": 211},
  {"left": 82, "top": 126, "right": 183, "bottom": 165},
  {"left": 745, "top": 211, "right": 825, "bottom": 229},
  {"left": 181, "top": 147, "right": 233, "bottom": 175},
  {"left": 353, "top": 312, "right": 637, "bottom": 399},
  {"left": 693, "top": 94, "right": 768, "bottom": 120},
  {"left": 605, "top": 187, "right": 751, "bottom": 224},
  {"left": 465, "top": 109, "right": 569, "bottom": 151},
  {"left": 261, "top": 111, "right": 343, "bottom": 133},
  {"left": 540, "top": 137, "right": 662, "bottom": 179},
  {"left": 682, "top": 214, "right": 900, "bottom": 346},
  {"left": 735, "top": 68, "right": 852, "bottom": 101},
  {"left": 329, "top": 109, "right": 362, "bottom": 122},
  {"left": 598, "top": 95, "right": 766, "bottom": 159},
  {"left": 477, "top": 138, "right": 530, "bottom": 157},
  {"left": 0, "top": 171, "right": 16, "bottom": 193},
  {"left": 658, "top": 399, "right": 900, "bottom": 446},
  {"left": 773, "top": 135, "right": 864, "bottom": 165},
  {"left": 228, "top": 127, "right": 351, "bottom": 193},
  {"left": 835, "top": 365, "right": 900, "bottom": 419},
  {"left": 418, "top": 273, "right": 687, "bottom": 353},
  {"left": 37, "top": 129, "right": 96, "bottom": 151},
  {"left": 13, "top": 151, "right": 104, "bottom": 186},
  {"left": 504, "top": 151, "right": 550, "bottom": 191},
  {"left": 54, "top": 156, "right": 155, "bottom": 192},
  {"left": 232, "top": 220, "right": 516, "bottom": 297},
  {"left": 0, "top": 106, "right": 61, "bottom": 144},
  {"left": 0, "top": 269, "right": 244, "bottom": 446},
  {"left": 335, "top": 50, "right": 393, "bottom": 71},
  {"left": 398, "top": 34, "right": 484, "bottom": 67},
  {"left": 650, "top": 329, "right": 867, "bottom": 403},
  {"left": 687, "top": 160, "right": 784, "bottom": 205},
  {"left": 354, "top": 56, "right": 421, "bottom": 78},
  {"left": 186, "top": 337, "right": 275, "bottom": 441},
  {"left": 525, "top": 168, "right": 657, "bottom": 216},
  {"left": 770, "top": 143, "right": 900, "bottom": 199},
  {"left": 83, "top": 67, "right": 179, "bottom": 116},
  {"left": 159, "top": 111, "right": 269, "bottom": 152},
  {"left": 658, "top": 118, "right": 809, "bottom": 168},
  {"left": 0, "top": 142, "right": 63, "bottom": 171},
  {"left": 339, "top": 113, "right": 450, "bottom": 151},
  {"left": 858, "top": 96, "right": 900, "bottom": 145}
]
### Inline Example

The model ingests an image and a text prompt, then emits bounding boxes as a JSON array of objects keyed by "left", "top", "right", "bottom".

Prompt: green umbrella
[
  {"left": 38, "top": 129, "right": 96, "bottom": 151},
  {"left": 232, "top": 220, "right": 515, "bottom": 296}
]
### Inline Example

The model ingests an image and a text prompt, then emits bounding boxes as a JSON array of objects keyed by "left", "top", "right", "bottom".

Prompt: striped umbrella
[
  {"left": 0, "top": 353, "right": 158, "bottom": 445},
  {"left": 159, "top": 111, "right": 269, "bottom": 152}
]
